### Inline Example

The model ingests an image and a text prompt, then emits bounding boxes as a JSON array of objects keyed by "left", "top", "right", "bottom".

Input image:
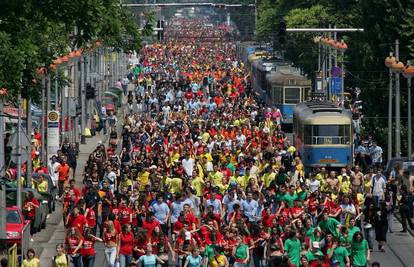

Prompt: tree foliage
[
  {"left": 0, "top": 0, "right": 149, "bottom": 100},
  {"left": 257, "top": 0, "right": 414, "bottom": 154}
]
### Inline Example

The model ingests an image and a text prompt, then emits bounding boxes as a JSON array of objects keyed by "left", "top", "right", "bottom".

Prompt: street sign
[
  {"left": 68, "top": 99, "right": 77, "bottom": 117},
  {"left": 331, "top": 67, "right": 342, "bottom": 77},
  {"left": 47, "top": 111, "right": 59, "bottom": 157},
  {"left": 331, "top": 77, "right": 342, "bottom": 94},
  {"left": 10, "top": 129, "right": 30, "bottom": 164}
]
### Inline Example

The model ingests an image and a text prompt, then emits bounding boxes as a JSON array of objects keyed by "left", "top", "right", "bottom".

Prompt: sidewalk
[
  {"left": 36, "top": 132, "right": 108, "bottom": 266},
  {"left": 369, "top": 215, "right": 414, "bottom": 267}
]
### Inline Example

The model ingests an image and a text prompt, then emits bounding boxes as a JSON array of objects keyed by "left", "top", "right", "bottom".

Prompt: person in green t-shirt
[
  {"left": 284, "top": 231, "right": 301, "bottom": 267},
  {"left": 351, "top": 231, "right": 370, "bottom": 267},
  {"left": 306, "top": 242, "right": 325, "bottom": 265},
  {"left": 282, "top": 185, "right": 298, "bottom": 207},
  {"left": 347, "top": 218, "right": 361, "bottom": 243},
  {"left": 232, "top": 235, "right": 249, "bottom": 267},
  {"left": 327, "top": 240, "right": 351, "bottom": 267},
  {"left": 318, "top": 212, "right": 341, "bottom": 238}
]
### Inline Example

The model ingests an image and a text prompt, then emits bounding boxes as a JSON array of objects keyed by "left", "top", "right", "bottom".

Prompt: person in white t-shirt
[
  {"left": 370, "top": 142, "right": 383, "bottom": 167},
  {"left": 182, "top": 154, "right": 195, "bottom": 178},
  {"left": 48, "top": 155, "right": 60, "bottom": 187}
]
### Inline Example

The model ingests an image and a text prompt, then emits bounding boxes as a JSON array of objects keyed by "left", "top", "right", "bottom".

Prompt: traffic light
[
  {"left": 86, "top": 83, "right": 95, "bottom": 100},
  {"left": 278, "top": 19, "right": 287, "bottom": 44},
  {"left": 157, "top": 20, "right": 164, "bottom": 41}
]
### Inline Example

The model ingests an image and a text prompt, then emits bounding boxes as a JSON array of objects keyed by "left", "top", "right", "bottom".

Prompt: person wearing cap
[
  {"left": 305, "top": 241, "right": 324, "bottom": 266},
  {"left": 33, "top": 151, "right": 41, "bottom": 170}
]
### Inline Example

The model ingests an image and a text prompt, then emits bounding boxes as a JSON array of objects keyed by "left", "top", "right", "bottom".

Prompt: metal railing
[
  {"left": 305, "top": 135, "right": 351, "bottom": 145},
  {"left": 20, "top": 223, "right": 31, "bottom": 261},
  {"left": 7, "top": 244, "right": 17, "bottom": 267}
]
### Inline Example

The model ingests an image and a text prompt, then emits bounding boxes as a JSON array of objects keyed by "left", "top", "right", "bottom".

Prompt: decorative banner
[{"left": 47, "top": 110, "right": 59, "bottom": 157}]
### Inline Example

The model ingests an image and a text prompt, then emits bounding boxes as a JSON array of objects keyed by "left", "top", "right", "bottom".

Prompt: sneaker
[{"left": 30, "top": 238, "right": 34, "bottom": 242}]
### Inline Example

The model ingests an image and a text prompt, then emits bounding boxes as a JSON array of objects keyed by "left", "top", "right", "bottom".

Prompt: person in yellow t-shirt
[
  {"left": 22, "top": 249, "right": 40, "bottom": 267},
  {"left": 202, "top": 131, "right": 210, "bottom": 143},
  {"left": 35, "top": 174, "right": 49, "bottom": 193},
  {"left": 339, "top": 175, "right": 351, "bottom": 194},
  {"left": 235, "top": 170, "right": 248, "bottom": 190},
  {"left": 208, "top": 165, "right": 224, "bottom": 186},
  {"left": 120, "top": 174, "right": 133, "bottom": 189},
  {"left": 165, "top": 176, "right": 183, "bottom": 194},
  {"left": 209, "top": 246, "right": 229, "bottom": 267},
  {"left": 191, "top": 170, "right": 205, "bottom": 197},
  {"left": 138, "top": 168, "right": 150, "bottom": 191},
  {"left": 262, "top": 168, "right": 276, "bottom": 188}
]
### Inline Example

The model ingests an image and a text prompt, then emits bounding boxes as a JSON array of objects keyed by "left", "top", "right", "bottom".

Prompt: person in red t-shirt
[
  {"left": 66, "top": 206, "right": 87, "bottom": 232},
  {"left": 65, "top": 227, "right": 84, "bottom": 267},
  {"left": 118, "top": 199, "right": 133, "bottom": 225},
  {"left": 142, "top": 211, "right": 160, "bottom": 237},
  {"left": 84, "top": 202, "right": 97, "bottom": 234},
  {"left": 118, "top": 224, "right": 134, "bottom": 267},
  {"left": 291, "top": 199, "right": 305, "bottom": 219},
  {"left": 149, "top": 225, "right": 175, "bottom": 264},
  {"left": 22, "top": 191, "right": 40, "bottom": 235},
  {"left": 103, "top": 220, "right": 118, "bottom": 266},
  {"left": 81, "top": 227, "right": 103, "bottom": 267}
]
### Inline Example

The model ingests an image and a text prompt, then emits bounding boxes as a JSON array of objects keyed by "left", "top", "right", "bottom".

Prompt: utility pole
[
  {"left": 55, "top": 71, "right": 59, "bottom": 110},
  {"left": 327, "top": 25, "right": 332, "bottom": 100},
  {"left": 26, "top": 96, "right": 32, "bottom": 188},
  {"left": 408, "top": 72, "right": 412, "bottom": 158},
  {"left": 395, "top": 39, "right": 401, "bottom": 157},
  {"left": 405, "top": 60, "right": 412, "bottom": 158},
  {"left": 388, "top": 52, "right": 393, "bottom": 162},
  {"left": 41, "top": 78, "right": 46, "bottom": 165},
  {"left": 254, "top": 0, "right": 257, "bottom": 35},
  {"left": 17, "top": 94, "right": 22, "bottom": 209},
  {"left": 61, "top": 72, "right": 66, "bottom": 142},
  {"left": 80, "top": 55, "right": 86, "bottom": 144},
  {"left": 0, "top": 99, "right": 5, "bottom": 176},
  {"left": 0, "top": 96, "right": 5, "bottom": 239}
]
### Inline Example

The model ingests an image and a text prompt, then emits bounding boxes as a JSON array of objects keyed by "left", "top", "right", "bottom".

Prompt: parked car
[
  {"left": 385, "top": 157, "right": 414, "bottom": 176},
  {"left": 5, "top": 206, "right": 31, "bottom": 246},
  {"left": 5, "top": 187, "right": 49, "bottom": 233},
  {"left": 32, "top": 172, "right": 58, "bottom": 213}
]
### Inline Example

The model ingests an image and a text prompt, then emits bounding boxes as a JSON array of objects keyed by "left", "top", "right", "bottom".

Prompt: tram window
[
  {"left": 303, "top": 87, "right": 311, "bottom": 101},
  {"left": 284, "top": 87, "right": 300, "bottom": 104},
  {"left": 272, "top": 87, "right": 283, "bottom": 103},
  {"left": 304, "top": 125, "right": 351, "bottom": 145}
]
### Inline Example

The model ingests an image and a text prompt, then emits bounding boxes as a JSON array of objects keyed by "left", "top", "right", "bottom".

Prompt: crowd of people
[{"left": 14, "top": 18, "right": 414, "bottom": 267}]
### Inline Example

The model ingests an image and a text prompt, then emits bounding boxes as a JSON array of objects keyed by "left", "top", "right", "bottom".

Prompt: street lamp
[
  {"left": 391, "top": 59, "right": 404, "bottom": 158},
  {"left": 403, "top": 62, "right": 414, "bottom": 158},
  {"left": 385, "top": 53, "right": 396, "bottom": 161}
]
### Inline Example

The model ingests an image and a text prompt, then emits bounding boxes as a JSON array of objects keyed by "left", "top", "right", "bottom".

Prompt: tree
[
  {"left": 0, "top": 0, "right": 150, "bottom": 101},
  {"left": 255, "top": 0, "right": 414, "bottom": 155}
]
